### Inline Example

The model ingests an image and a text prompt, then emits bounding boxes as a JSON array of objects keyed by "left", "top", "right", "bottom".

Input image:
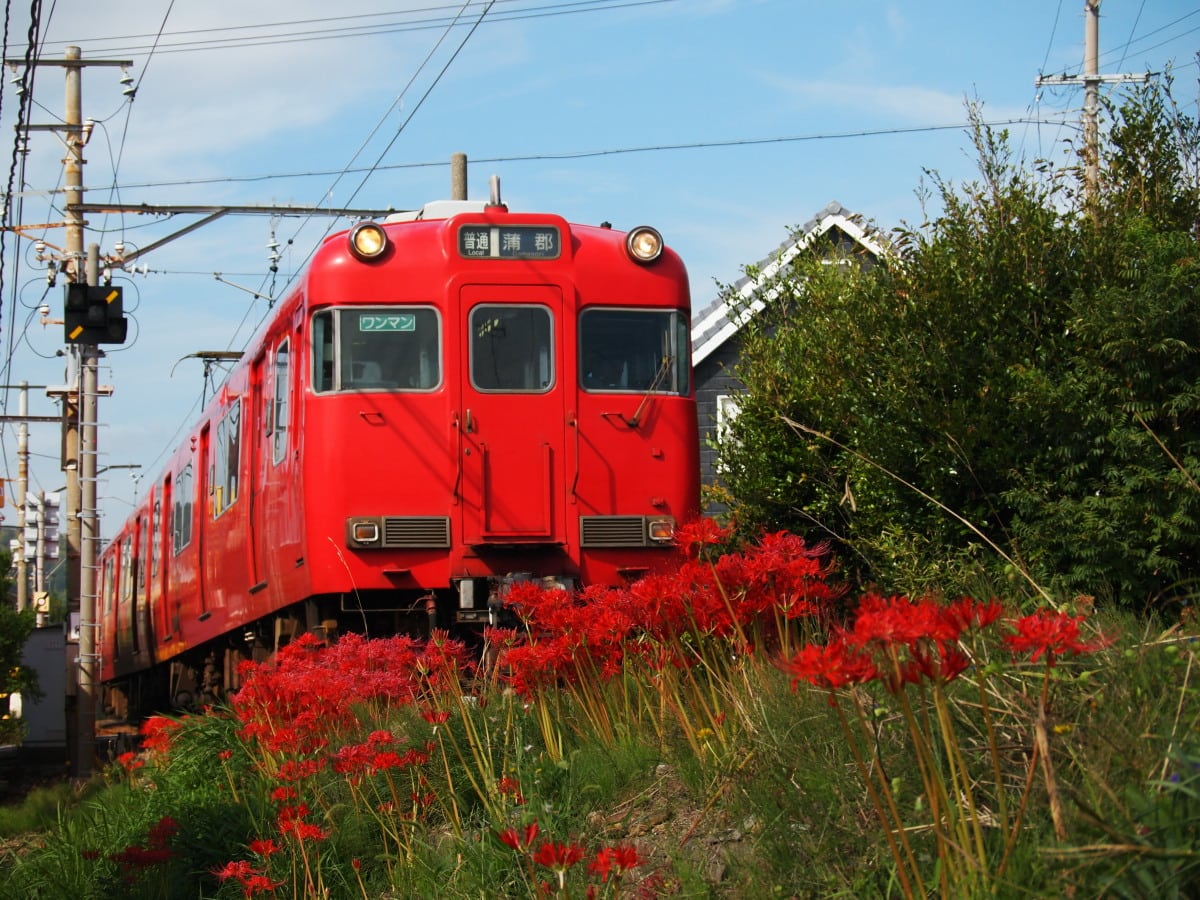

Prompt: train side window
[
  {"left": 579, "top": 309, "right": 691, "bottom": 395},
  {"left": 103, "top": 555, "right": 115, "bottom": 615},
  {"left": 136, "top": 516, "right": 148, "bottom": 599},
  {"left": 150, "top": 498, "right": 161, "bottom": 579},
  {"left": 470, "top": 305, "right": 553, "bottom": 392},
  {"left": 312, "top": 312, "right": 335, "bottom": 392},
  {"left": 213, "top": 400, "right": 241, "bottom": 518},
  {"left": 172, "top": 462, "right": 194, "bottom": 555},
  {"left": 119, "top": 538, "right": 133, "bottom": 617},
  {"left": 271, "top": 339, "right": 290, "bottom": 464}
]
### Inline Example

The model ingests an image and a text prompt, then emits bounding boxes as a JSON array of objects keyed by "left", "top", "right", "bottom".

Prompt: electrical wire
[{"left": 36, "top": 0, "right": 677, "bottom": 57}]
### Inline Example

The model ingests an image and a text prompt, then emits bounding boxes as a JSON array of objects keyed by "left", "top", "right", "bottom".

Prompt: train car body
[{"left": 98, "top": 190, "right": 699, "bottom": 715}]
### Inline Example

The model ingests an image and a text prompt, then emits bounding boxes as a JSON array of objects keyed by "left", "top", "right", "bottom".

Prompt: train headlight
[
  {"left": 625, "top": 226, "right": 663, "bottom": 264},
  {"left": 347, "top": 517, "right": 382, "bottom": 547},
  {"left": 349, "top": 222, "right": 388, "bottom": 261},
  {"left": 647, "top": 516, "right": 675, "bottom": 543}
]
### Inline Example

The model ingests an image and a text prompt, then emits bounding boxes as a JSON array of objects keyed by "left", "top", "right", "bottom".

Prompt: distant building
[{"left": 690, "top": 202, "right": 889, "bottom": 506}]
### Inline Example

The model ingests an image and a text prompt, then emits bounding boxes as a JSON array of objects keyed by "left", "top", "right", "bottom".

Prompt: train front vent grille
[
  {"left": 580, "top": 516, "right": 647, "bottom": 548},
  {"left": 382, "top": 516, "right": 451, "bottom": 548}
]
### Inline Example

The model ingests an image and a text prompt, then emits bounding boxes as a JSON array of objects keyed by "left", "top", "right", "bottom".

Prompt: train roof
[{"left": 384, "top": 199, "right": 490, "bottom": 222}]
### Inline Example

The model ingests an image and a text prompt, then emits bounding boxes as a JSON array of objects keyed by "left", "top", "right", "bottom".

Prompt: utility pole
[
  {"left": 7, "top": 45, "right": 131, "bottom": 778},
  {"left": 16, "top": 380, "right": 28, "bottom": 612},
  {"left": 1035, "top": 1, "right": 1152, "bottom": 200},
  {"left": 0, "top": 383, "right": 60, "bottom": 614}
]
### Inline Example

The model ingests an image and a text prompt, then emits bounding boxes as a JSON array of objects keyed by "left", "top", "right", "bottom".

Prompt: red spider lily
[
  {"left": 497, "top": 821, "right": 540, "bottom": 851},
  {"left": 111, "top": 843, "right": 174, "bottom": 871},
  {"left": 145, "top": 815, "right": 179, "bottom": 851},
  {"left": 213, "top": 860, "right": 257, "bottom": 881},
  {"left": 139, "top": 715, "right": 183, "bottom": 755},
  {"left": 497, "top": 775, "right": 525, "bottom": 804},
  {"left": 1004, "top": 609, "right": 1112, "bottom": 665},
  {"left": 782, "top": 639, "right": 879, "bottom": 691},
  {"left": 240, "top": 873, "right": 284, "bottom": 897},
  {"left": 611, "top": 844, "right": 640, "bottom": 870},
  {"left": 420, "top": 708, "right": 451, "bottom": 725},
  {"left": 218, "top": 749, "right": 233, "bottom": 761},
  {"left": 277, "top": 800, "right": 329, "bottom": 842},
  {"left": 848, "top": 594, "right": 961, "bottom": 651},
  {"left": 284, "top": 820, "right": 329, "bottom": 842},
  {"left": 588, "top": 844, "right": 641, "bottom": 882},
  {"left": 366, "top": 729, "right": 394, "bottom": 745},
  {"left": 214, "top": 860, "right": 283, "bottom": 898},
  {"left": 115, "top": 751, "right": 144, "bottom": 772},
  {"left": 247, "top": 838, "right": 280, "bottom": 857},
  {"left": 674, "top": 516, "right": 732, "bottom": 557},
  {"left": 276, "top": 757, "right": 327, "bottom": 782},
  {"left": 532, "top": 840, "right": 585, "bottom": 872},
  {"left": 270, "top": 785, "right": 298, "bottom": 803}
]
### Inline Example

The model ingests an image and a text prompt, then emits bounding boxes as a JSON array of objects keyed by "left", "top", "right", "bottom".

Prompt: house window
[
  {"left": 715, "top": 394, "right": 742, "bottom": 472},
  {"left": 716, "top": 394, "right": 741, "bottom": 442}
]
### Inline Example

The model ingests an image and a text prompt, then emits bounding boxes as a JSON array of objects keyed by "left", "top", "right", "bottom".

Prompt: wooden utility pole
[{"left": 1035, "top": 1, "right": 1152, "bottom": 201}]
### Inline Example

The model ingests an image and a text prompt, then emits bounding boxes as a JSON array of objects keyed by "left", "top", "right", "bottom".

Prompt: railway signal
[{"left": 63, "top": 283, "right": 128, "bottom": 345}]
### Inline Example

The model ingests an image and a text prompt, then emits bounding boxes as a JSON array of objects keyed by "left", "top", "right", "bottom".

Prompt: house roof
[{"left": 690, "top": 201, "right": 888, "bottom": 366}]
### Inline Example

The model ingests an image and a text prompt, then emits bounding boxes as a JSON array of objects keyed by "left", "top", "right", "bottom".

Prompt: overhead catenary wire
[{"left": 33, "top": 0, "right": 679, "bottom": 58}]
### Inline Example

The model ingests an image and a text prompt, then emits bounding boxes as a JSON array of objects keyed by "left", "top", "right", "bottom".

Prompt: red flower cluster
[
  {"left": 232, "top": 632, "right": 471, "bottom": 755},
  {"left": 496, "top": 819, "right": 642, "bottom": 892},
  {"left": 85, "top": 814, "right": 179, "bottom": 885},
  {"left": 784, "top": 595, "right": 1005, "bottom": 694},
  {"left": 139, "top": 715, "right": 184, "bottom": 757},
  {"left": 1004, "top": 608, "right": 1113, "bottom": 665},
  {"left": 588, "top": 844, "right": 641, "bottom": 883},
  {"left": 277, "top": 803, "right": 329, "bottom": 843},
  {"left": 115, "top": 750, "right": 144, "bottom": 773},
  {"left": 213, "top": 859, "right": 283, "bottom": 897},
  {"left": 786, "top": 593, "right": 1113, "bottom": 696},
  {"left": 497, "top": 522, "right": 843, "bottom": 698}
]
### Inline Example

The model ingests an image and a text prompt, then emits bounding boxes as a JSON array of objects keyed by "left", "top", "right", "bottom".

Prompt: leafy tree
[
  {"left": 0, "top": 602, "right": 40, "bottom": 744},
  {"left": 718, "top": 82, "right": 1200, "bottom": 609}
]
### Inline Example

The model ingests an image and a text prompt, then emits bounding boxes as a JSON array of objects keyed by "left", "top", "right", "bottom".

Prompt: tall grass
[{"left": 1, "top": 527, "right": 1196, "bottom": 898}]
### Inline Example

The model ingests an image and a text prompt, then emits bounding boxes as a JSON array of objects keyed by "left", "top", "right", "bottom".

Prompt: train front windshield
[
  {"left": 312, "top": 307, "right": 442, "bottom": 392},
  {"left": 310, "top": 306, "right": 690, "bottom": 397},
  {"left": 579, "top": 309, "right": 690, "bottom": 394}
]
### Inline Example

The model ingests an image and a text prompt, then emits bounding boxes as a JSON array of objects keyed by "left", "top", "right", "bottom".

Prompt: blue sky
[{"left": 0, "top": 0, "right": 1197, "bottom": 534}]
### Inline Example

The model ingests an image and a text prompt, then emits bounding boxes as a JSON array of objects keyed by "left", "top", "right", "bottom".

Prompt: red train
[{"left": 97, "top": 180, "right": 699, "bottom": 718}]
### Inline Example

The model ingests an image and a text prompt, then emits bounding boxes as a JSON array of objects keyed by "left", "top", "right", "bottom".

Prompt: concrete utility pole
[
  {"left": 0, "top": 382, "right": 60, "bottom": 613},
  {"left": 1035, "top": 1, "right": 1152, "bottom": 200},
  {"left": 7, "top": 45, "right": 132, "bottom": 778},
  {"left": 17, "top": 381, "right": 28, "bottom": 611}
]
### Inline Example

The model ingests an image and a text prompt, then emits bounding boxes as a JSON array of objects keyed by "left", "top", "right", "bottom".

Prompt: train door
[
  {"left": 247, "top": 351, "right": 267, "bottom": 591},
  {"left": 135, "top": 513, "right": 151, "bottom": 659},
  {"left": 118, "top": 536, "right": 133, "bottom": 660},
  {"left": 458, "top": 284, "right": 566, "bottom": 544}
]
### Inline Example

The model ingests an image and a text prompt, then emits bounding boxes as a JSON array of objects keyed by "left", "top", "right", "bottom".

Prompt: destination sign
[
  {"left": 359, "top": 313, "right": 416, "bottom": 332},
  {"left": 458, "top": 225, "right": 561, "bottom": 260}
]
